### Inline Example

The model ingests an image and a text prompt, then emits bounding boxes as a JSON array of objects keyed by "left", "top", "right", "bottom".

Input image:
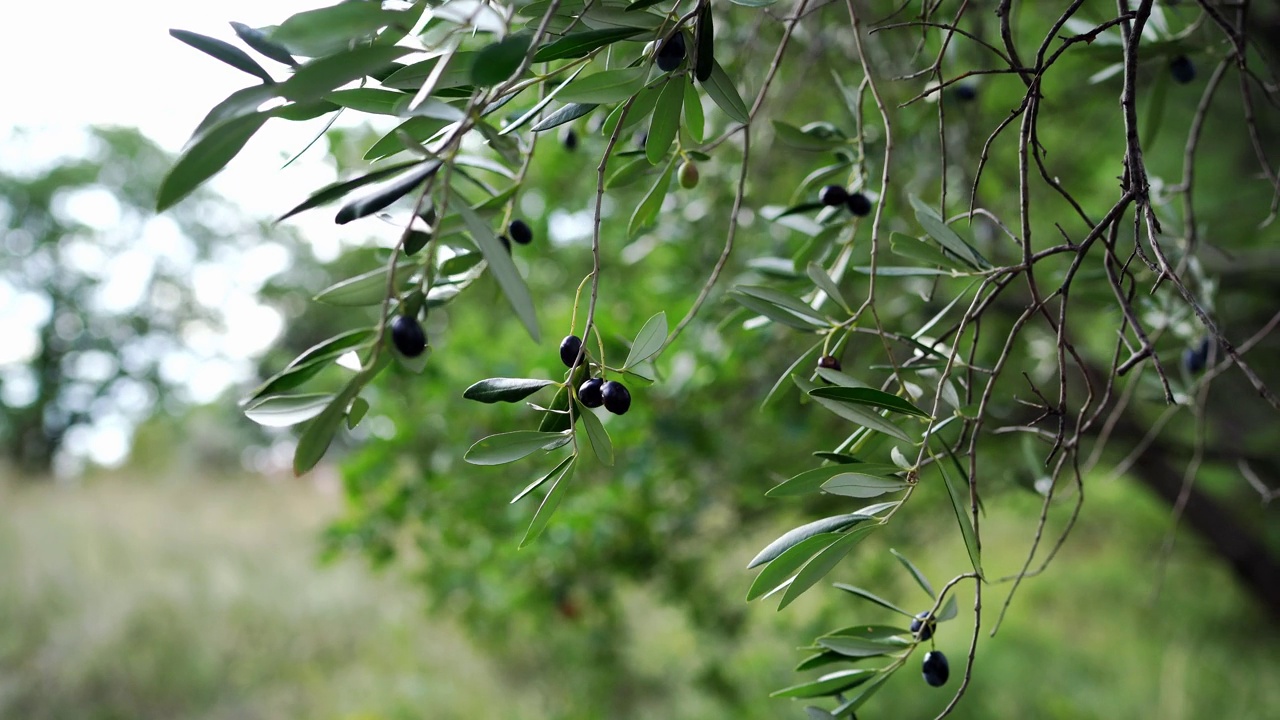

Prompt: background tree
[
  {"left": 159, "top": 1, "right": 1280, "bottom": 716},
  {"left": 0, "top": 127, "right": 297, "bottom": 476}
]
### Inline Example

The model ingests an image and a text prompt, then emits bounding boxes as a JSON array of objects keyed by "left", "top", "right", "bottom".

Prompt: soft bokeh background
[{"left": 2, "top": 1, "right": 1278, "bottom": 719}]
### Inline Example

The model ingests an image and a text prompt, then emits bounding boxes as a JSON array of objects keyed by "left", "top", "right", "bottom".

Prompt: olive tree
[{"left": 159, "top": 1, "right": 1280, "bottom": 716}]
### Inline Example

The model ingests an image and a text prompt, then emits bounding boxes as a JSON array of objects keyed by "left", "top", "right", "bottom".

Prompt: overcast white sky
[{"left": 0, "top": 1, "right": 361, "bottom": 470}]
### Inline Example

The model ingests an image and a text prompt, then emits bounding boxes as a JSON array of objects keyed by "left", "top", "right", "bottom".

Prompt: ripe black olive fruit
[
  {"left": 578, "top": 377, "right": 604, "bottom": 408},
  {"left": 1183, "top": 337, "right": 1210, "bottom": 374},
  {"left": 922, "top": 650, "right": 950, "bottom": 687},
  {"left": 817, "top": 355, "right": 842, "bottom": 371},
  {"left": 910, "top": 611, "right": 936, "bottom": 641},
  {"left": 954, "top": 83, "right": 978, "bottom": 102},
  {"left": 560, "top": 335, "right": 583, "bottom": 368},
  {"left": 602, "top": 380, "right": 631, "bottom": 415},
  {"left": 846, "top": 192, "right": 873, "bottom": 216},
  {"left": 1170, "top": 55, "right": 1196, "bottom": 84},
  {"left": 562, "top": 128, "right": 579, "bottom": 151},
  {"left": 390, "top": 315, "right": 427, "bottom": 357},
  {"left": 509, "top": 218, "right": 533, "bottom": 245},
  {"left": 818, "top": 184, "right": 849, "bottom": 207},
  {"left": 656, "top": 32, "right": 686, "bottom": 72},
  {"left": 498, "top": 235, "right": 512, "bottom": 252}
]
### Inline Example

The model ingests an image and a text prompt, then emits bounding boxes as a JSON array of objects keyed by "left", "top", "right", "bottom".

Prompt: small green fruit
[{"left": 679, "top": 160, "right": 700, "bottom": 189}]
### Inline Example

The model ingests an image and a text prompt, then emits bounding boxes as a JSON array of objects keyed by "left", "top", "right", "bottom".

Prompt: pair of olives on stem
[{"left": 560, "top": 335, "right": 630, "bottom": 415}]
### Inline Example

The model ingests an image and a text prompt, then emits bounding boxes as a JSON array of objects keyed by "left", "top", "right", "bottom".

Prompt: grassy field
[{"left": 0, "top": 474, "right": 1276, "bottom": 719}]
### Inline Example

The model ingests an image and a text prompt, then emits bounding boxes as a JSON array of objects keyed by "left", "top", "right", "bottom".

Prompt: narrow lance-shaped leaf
[
  {"left": 313, "top": 263, "right": 417, "bottom": 306},
  {"left": 169, "top": 29, "right": 274, "bottom": 84},
  {"left": 628, "top": 156, "right": 676, "bottom": 238},
  {"left": 830, "top": 671, "right": 892, "bottom": 716},
  {"left": 770, "top": 669, "right": 879, "bottom": 699},
  {"left": 622, "top": 312, "right": 667, "bottom": 369},
  {"left": 832, "top": 583, "right": 913, "bottom": 616},
  {"left": 683, "top": 79, "right": 705, "bottom": 143},
  {"left": 230, "top": 22, "right": 297, "bottom": 67},
  {"left": 694, "top": 2, "right": 714, "bottom": 83},
  {"left": 778, "top": 523, "right": 878, "bottom": 609},
  {"left": 939, "top": 457, "right": 984, "bottom": 578},
  {"left": 794, "top": 376, "right": 912, "bottom": 442},
  {"left": 909, "top": 195, "right": 990, "bottom": 270},
  {"left": 531, "top": 102, "right": 598, "bottom": 133},
  {"left": 890, "top": 548, "right": 936, "bottom": 599},
  {"left": 471, "top": 33, "right": 532, "bottom": 86},
  {"left": 748, "top": 513, "right": 873, "bottom": 569},
  {"left": 577, "top": 403, "right": 614, "bottom": 466},
  {"left": 699, "top": 59, "right": 749, "bottom": 124},
  {"left": 807, "top": 262, "right": 850, "bottom": 312},
  {"left": 464, "top": 430, "right": 570, "bottom": 466},
  {"left": 244, "top": 393, "right": 335, "bottom": 427},
  {"left": 809, "top": 390, "right": 928, "bottom": 421},
  {"left": 500, "top": 67, "right": 587, "bottom": 136},
  {"left": 157, "top": 111, "right": 269, "bottom": 212},
  {"left": 270, "top": 2, "right": 403, "bottom": 57},
  {"left": 453, "top": 191, "right": 542, "bottom": 342},
  {"left": 281, "top": 45, "right": 414, "bottom": 102},
  {"left": 645, "top": 77, "right": 683, "bottom": 165},
  {"left": 463, "top": 378, "right": 556, "bottom": 403},
  {"left": 533, "top": 27, "right": 642, "bottom": 61},
  {"left": 520, "top": 457, "right": 577, "bottom": 547},
  {"left": 938, "top": 593, "right": 959, "bottom": 621},
  {"left": 512, "top": 454, "right": 574, "bottom": 505},
  {"left": 746, "top": 533, "right": 840, "bottom": 602},
  {"left": 334, "top": 160, "right": 441, "bottom": 225},
  {"left": 766, "top": 463, "right": 903, "bottom": 498},
  {"left": 558, "top": 67, "right": 648, "bottom": 104},
  {"left": 817, "top": 635, "right": 905, "bottom": 658},
  {"left": 821, "top": 473, "right": 910, "bottom": 498},
  {"left": 277, "top": 159, "right": 423, "bottom": 222}
]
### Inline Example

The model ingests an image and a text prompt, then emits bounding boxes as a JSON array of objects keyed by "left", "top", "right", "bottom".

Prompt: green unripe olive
[{"left": 679, "top": 160, "right": 700, "bottom": 189}]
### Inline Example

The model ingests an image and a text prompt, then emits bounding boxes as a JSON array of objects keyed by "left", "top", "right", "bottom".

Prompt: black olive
[
  {"left": 578, "top": 377, "right": 604, "bottom": 408},
  {"left": 656, "top": 32, "right": 686, "bottom": 73},
  {"left": 818, "top": 185, "right": 849, "bottom": 207},
  {"left": 559, "top": 335, "right": 583, "bottom": 368},
  {"left": 390, "top": 315, "right": 427, "bottom": 357},
  {"left": 922, "top": 650, "right": 950, "bottom": 687},
  {"left": 509, "top": 219, "right": 533, "bottom": 245},
  {"left": 602, "top": 380, "right": 631, "bottom": 415}
]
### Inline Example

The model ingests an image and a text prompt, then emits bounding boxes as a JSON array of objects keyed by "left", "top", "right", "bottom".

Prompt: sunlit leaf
[
  {"left": 821, "top": 473, "right": 910, "bottom": 498},
  {"left": 281, "top": 45, "right": 413, "bottom": 101},
  {"left": 746, "top": 532, "right": 840, "bottom": 602},
  {"left": 530, "top": 102, "right": 598, "bottom": 132},
  {"left": 779, "top": 524, "right": 878, "bottom": 609},
  {"left": 313, "top": 263, "right": 417, "bottom": 306},
  {"left": 244, "top": 393, "right": 335, "bottom": 427},
  {"left": 271, "top": 2, "right": 404, "bottom": 57},
  {"left": 511, "top": 454, "right": 574, "bottom": 505},
  {"left": 747, "top": 514, "right": 874, "bottom": 569},
  {"left": 230, "top": 21, "right": 297, "bottom": 67}
]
